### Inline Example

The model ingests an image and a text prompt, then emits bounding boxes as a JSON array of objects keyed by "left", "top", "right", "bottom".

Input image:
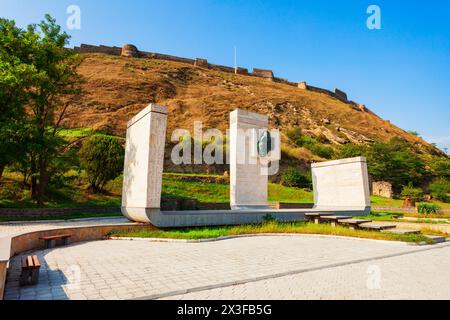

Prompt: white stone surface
[
  {"left": 121, "top": 104, "right": 168, "bottom": 223},
  {"left": 230, "top": 109, "right": 269, "bottom": 210},
  {"left": 312, "top": 157, "right": 370, "bottom": 213}
]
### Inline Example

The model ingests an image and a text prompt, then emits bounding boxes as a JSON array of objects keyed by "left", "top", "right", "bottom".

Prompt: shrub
[
  {"left": 262, "top": 214, "right": 276, "bottom": 224},
  {"left": 285, "top": 128, "right": 333, "bottom": 159},
  {"left": 281, "top": 167, "right": 312, "bottom": 188},
  {"left": 429, "top": 178, "right": 450, "bottom": 203},
  {"left": 400, "top": 183, "right": 423, "bottom": 201},
  {"left": 308, "top": 144, "right": 334, "bottom": 159},
  {"left": 0, "top": 182, "right": 23, "bottom": 201},
  {"left": 337, "top": 144, "right": 367, "bottom": 159},
  {"left": 79, "top": 136, "right": 125, "bottom": 192},
  {"left": 417, "top": 202, "right": 441, "bottom": 214}
]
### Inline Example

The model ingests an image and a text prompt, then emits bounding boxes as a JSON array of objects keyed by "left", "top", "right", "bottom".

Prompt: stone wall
[
  {"left": 334, "top": 88, "right": 348, "bottom": 102},
  {"left": 252, "top": 68, "right": 274, "bottom": 81},
  {"left": 0, "top": 206, "right": 120, "bottom": 219}
]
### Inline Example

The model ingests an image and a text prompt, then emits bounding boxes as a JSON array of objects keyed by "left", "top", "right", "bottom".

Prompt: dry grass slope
[{"left": 62, "top": 53, "right": 441, "bottom": 168}]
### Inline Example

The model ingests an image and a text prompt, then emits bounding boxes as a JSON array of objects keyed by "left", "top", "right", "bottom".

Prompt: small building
[{"left": 372, "top": 181, "right": 394, "bottom": 198}]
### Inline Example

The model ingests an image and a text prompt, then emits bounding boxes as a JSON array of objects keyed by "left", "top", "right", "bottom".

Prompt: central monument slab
[{"left": 230, "top": 109, "right": 270, "bottom": 210}]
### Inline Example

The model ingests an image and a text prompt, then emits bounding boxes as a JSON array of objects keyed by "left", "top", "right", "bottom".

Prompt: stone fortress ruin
[{"left": 73, "top": 43, "right": 374, "bottom": 113}]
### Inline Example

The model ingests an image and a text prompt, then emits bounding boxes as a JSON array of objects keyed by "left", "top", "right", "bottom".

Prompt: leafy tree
[
  {"left": 0, "top": 19, "right": 37, "bottom": 178},
  {"left": 400, "top": 183, "right": 423, "bottom": 202},
  {"left": 366, "top": 137, "right": 425, "bottom": 189},
  {"left": 429, "top": 157, "right": 450, "bottom": 180},
  {"left": 0, "top": 15, "right": 83, "bottom": 203},
  {"left": 429, "top": 178, "right": 450, "bottom": 203},
  {"left": 79, "top": 136, "right": 124, "bottom": 192}
]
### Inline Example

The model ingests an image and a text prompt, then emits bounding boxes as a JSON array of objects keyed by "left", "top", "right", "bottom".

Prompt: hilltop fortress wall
[{"left": 73, "top": 43, "right": 372, "bottom": 113}]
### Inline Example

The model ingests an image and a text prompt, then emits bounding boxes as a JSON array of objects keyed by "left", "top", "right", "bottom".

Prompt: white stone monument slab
[
  {"left": 121, "top": 104, "right": 168, "bottom": 223},
  {"left": 230, "top": 109, "right": 272, "bottom": 210},
  {"left": 311, "top": 156, "right": 371, "bottom": 214}
]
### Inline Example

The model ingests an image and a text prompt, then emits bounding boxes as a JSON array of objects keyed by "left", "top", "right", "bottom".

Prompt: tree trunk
[
  {"left": 402, "top": 197, "right": 416, "bottom": 208},
  {"left": 36, "top": 156, "right": 49, "bottom": 206},
  {"left": 30, "top": 156, "right": 38, "bottom": 201},
  {"left": 0, "top": 163, "right": 5, "bottom": 180}
]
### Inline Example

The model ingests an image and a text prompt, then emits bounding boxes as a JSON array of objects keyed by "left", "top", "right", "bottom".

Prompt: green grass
[
  {"left": 161, "top": 174, "right": 314, "bottom": 203},
  {"left": 0, "top": 170, "right": 447, "bottom": 216},
  {"left": 371, "top": 195, "right": 450, "bottom": 210},
  {"left": 57, "top": 128, "right": 124, "bottom": 140},
  {"left": 109, "top": 221, "right": 432, "bottom": 244}
]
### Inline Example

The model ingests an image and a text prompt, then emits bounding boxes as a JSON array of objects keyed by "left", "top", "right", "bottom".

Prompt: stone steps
[
  {"left": 381, "top": 228, "right": 421, "bottom": 235},
  {"left": 307, "top": 213, "right": 447, "bottom": 244},
  {"left": 424, "top": 235, "right": 447, "bottom": 244},
  {"left": 359, "top": 223, "right": 397, "bottom": 231}
]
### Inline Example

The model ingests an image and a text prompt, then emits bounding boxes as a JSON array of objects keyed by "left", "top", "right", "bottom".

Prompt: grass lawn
[
  {"left": 360, "top": 212, "right": 449, "bottom": 224},
  {"left": 0, "top": 171, "right": 448, "bottom": 215},
  {"left": 371, "top": 195, "right": 450, "bottom": 210},
  {"left": 162, "top": 174, "right": 314, "bottom": 204},
  {"left": 108, "top": 221, "right": 432, "bottom": 244}
]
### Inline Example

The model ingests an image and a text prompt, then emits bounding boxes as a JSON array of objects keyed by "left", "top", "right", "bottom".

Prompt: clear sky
[{"left": 2, "top": 0, "right": 449, "bottom": 152}]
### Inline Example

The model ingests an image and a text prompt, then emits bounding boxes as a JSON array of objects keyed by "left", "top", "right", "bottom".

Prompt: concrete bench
[
  {"left": 358, "top": 223, "right": 397, "bottom": 231},
  {"left": 381, "top": 229, "right": 421, "bottom": 235},
  {"left": 337, "top": 219, "right": 372, "bottom": 230},
  {"left": 318, "top": 216, "right": 352, "bottom": 227},
  {"left": 305, "top": 213, "right": 335, "bottom": 224},
  {"left": 20, "top": 255, "right": 40, "bottom": 286},
  {"left": 40, "top": 234, "right": 71, "bottom": 249}
]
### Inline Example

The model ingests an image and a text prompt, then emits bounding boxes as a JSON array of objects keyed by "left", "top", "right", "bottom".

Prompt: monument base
[
  {"left": 121, "top": 207, "right": 370, "bottom": 228},
  {"left": 121, "top": 207, "right": 162, "bottom": 224},
  {"left": 230, "top": 205, "right": 271, "bottom": 211}
]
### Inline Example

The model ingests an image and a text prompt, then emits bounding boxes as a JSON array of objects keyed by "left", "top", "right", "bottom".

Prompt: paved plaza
[{"left": 3, "top": 234, "right": 450, "bottom": 300}]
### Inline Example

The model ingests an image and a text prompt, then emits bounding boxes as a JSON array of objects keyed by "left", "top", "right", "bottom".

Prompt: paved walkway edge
[{"left": 109, "top": 232, "right": 448, "bottom": 245}]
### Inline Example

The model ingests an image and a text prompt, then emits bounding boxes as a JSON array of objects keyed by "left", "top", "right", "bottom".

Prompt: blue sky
[{"left": 2, "top": 0, "right": 450, "bottom": 152}]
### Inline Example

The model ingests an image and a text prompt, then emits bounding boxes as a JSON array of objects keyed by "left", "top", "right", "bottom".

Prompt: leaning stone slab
[{"left": 121, "top": 104, "right": 168, "bottom": 223}]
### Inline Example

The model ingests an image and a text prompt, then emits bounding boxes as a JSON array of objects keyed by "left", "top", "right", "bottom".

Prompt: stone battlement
[{"left": 73, "top": 43, "right": 370, "bottom": 112}]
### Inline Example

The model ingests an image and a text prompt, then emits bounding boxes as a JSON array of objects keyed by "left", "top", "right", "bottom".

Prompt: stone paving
[{"left": 4, "top": 235, "right": 450, "bottom": 300}]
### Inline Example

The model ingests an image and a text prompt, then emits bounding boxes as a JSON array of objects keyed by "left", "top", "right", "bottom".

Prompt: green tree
[
  {"left": 0, "top": 15, "right": 83, "bottom": 203},
  {"left": 0, "top": 19, "right": 37, "bottom": 178},
  {"left": 400, "top": 183, "right": 423, "bottom": 202},
  {"left": 429, "top": 178, "right": 450, "bottom": 203},
  {"left": 366, "top": 137, "right": 425, "bottom": 189},
  {"left": 429, "top": 157, "right": 450, "bottom": 180},
  {"left": 79, "top": 136, "right": 125, "bottom": 192}
]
